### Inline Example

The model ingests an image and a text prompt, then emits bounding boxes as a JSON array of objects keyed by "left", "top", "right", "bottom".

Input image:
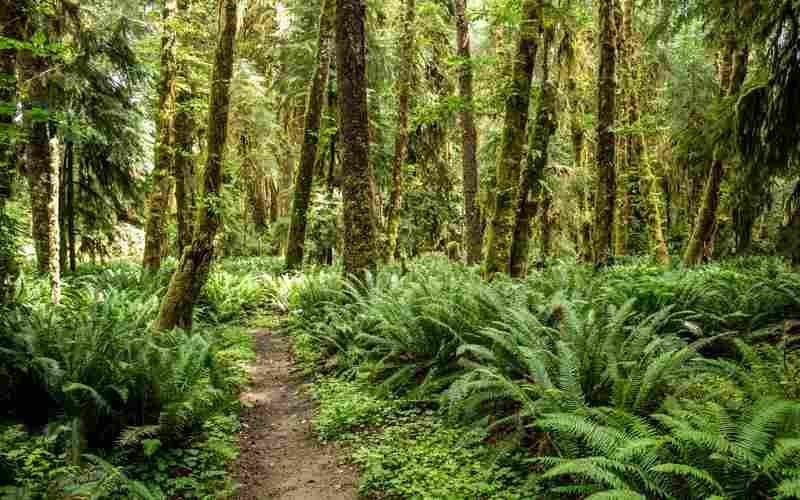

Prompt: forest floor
[{"left": 237, "top": 328, "right": 359, "bottom": 500}]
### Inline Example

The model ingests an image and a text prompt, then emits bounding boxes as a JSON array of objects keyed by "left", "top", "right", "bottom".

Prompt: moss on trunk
[
  {"left": 593, "top": 0, "right": 618, "bottom": 266},
  {"left": 156, "top": 0, "right": 237, "bottom": 332},
  {"left": 336, "top": 0, "right": 379, "bottom": 281},
  {"left": 143, "top": 0, "right": 178, "bottom": 279},
  {"left": 385, "top": 0, "right": 416, "bottom": 263},
  {"left": 482, "top": 0, "right": 542, "bottom": 279},
  {"left": 455, "top": 0, "right": 482, "bottom": 265},
  {"left": 286, "top": 0, "right": 336, "bottom": 270},
  {"left": 510, "top": 78, "right": 557, "bottom": 278}
]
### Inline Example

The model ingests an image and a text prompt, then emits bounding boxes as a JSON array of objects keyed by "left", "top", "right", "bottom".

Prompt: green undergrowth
[
  {"left": 0, "top": 257, "right": 284, "bottom": 499},
  {"left": 286, "top": 255, "right": 800, "bottom": 500}
]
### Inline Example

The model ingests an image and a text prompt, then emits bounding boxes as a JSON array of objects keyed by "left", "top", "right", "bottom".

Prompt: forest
[{"left": 2, "top": 0, "right": 800, "bottom": 498}]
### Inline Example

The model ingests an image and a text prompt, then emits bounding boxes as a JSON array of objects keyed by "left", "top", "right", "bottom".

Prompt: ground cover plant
[
  {"left": 287, "top": 256, "right": 800, "bottom": 499},
  {"left": 0, "top": 259, "right": 265, "bottom": 499}
]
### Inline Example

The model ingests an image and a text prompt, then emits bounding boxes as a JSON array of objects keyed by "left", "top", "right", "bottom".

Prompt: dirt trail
[{"left": 238, "top": 329, "right": 358, "bottom": 500}]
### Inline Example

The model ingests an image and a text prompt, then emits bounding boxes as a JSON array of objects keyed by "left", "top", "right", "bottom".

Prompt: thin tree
[
  {"left": 155, "top": 0, "right": 237, "bottom": 331},
  {"left": 510, "top": 25, "right": 557, "bottom": 278},
  {"left": 0, "top": 0, "right": 24, "bottom": 303},
  {"left": 682, "top": 31, "right": 747, "bottom": 267},
  {"left": 455, "top": 0, "right": 481, "bottom": 265},
  {"left": 482, "top": 0, "right": 542, "bottom": 279},
  {"left": 173, "top": 0, "right": 195, "bottom": 255},
  {"left": 336, "top": 0, "right": 379, "bottom": 280},
  {"left": 19, "top": 8, "right": 60, "bottom": 303},
  {"left": 285, "top": 0, "right": 336, "bottom": 270},
  {"left": 592, "top": 0, "right": 617, "bottom": 266},
  {"left": 142, "top": 0, "right": 177, "bottom": 279},
  {"left": 385, "top": 0, "right": 416, "bottom": 263}
]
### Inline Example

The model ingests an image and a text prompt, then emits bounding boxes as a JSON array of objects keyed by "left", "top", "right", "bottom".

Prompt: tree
[
  {"left": 173, "top": 0, "right": 195, "bottom": 255},
  {"left": 385, "top": 0, "right": 416, "bottom": 263},
  {"left": 482, "top": 0, "right": 542, "bottom": 279},
  {"left": 593, "top": 0, "right": 617, "bottom": 266},
  {"left": 336, "top": 0, "right": 379, "bottom": 280},
  {"left": 682, "top": 31, "right": 747, "bottom": 267},
  {"left": 510, "top": 25, "right": 557, "bottom": 278},
  {"left": 142, "top": 0, "right": 177, "bottom": 279},
  {"left": 156, "top": 0, "right": 237, "bottom": 331},
  {"left": 285, "top": 0, "right": 336, "bottom": 270},
  {"left": 19, "top": 5, "right": 60, "bottom": 303},
  {"left": 455, "top": 0, "right": 481, "bottom": 265},
  {"left": 0, "top": 0, "right": 24, "bottom": 304}
]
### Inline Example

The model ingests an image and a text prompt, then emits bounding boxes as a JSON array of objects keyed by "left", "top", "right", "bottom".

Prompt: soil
[{"left": 238, "top": 329, "right": 359, "bottom": 500}]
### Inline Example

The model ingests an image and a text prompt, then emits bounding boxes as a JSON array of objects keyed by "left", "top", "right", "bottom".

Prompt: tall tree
[
  {"left": 0, "top": 0, "right": 23, "bottom": 304},
  {"left": 482, "top": 0, "right": 542, "bottom": 279},
  {"left": 682, "top": 32, "right": 747, "bottom": 267},
  {"left": 142, "top": 0, "right": 177, "bottom": 279},
  {"left": 19, "top": 7, "right": 60, "bottom": 303},
  {"left": 592, "top": 0, "right": 618, "bottom": 266},
  {"left": 285, "top": 0, "right": 336, "bottom": 270},
  {"left": 156, "top": 0, "right": 237, "bottom": 331},
  {"left": 455, "top": 0, "right": 481, "bottom": 265},
  {"left": 173, "top": 0, "right": 195, "bottom": 255},
  {"left": 336, "top": 0, "right": 379, "bottom": 280},
  {"left": 385, "top": 0, "right": 416, "bottom": 262}
]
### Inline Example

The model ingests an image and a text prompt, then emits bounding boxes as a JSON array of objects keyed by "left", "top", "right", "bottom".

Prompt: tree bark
[
  {"left": 336, "top": 0, "right": 379, "bottom": 281},
  {"left": 482, "top": 0, "right": 541, "bottom": 279},
  {"left": 385, "top": 0, "right": 416, "bottom": 263},
  {"left": 286, "top": 0, "right": 336, "bottom": 270},
  {"left": 239, "top": 134, "right": 268, "bottom": 234},
  {"left": 156, "top": 0, "right": 237, "bottom": 332},
  {"left": 593, "top": 0, "right": 618, "bottom": 266},
  {"left": 682, "top": 32, "right": 746, "bottom": 267},
  {"left": 19, "top": 19, "right": 59, "bottom": 302},
  {"left": 65, "top": 140, "right": 76, "bottom": 272},
  {"left": 143, "top": 0, "right": 178, "bottom": 279},
  {"left": 455, "top": 0, "right": 482, "bottom": 265},
  {"left": 0, "top": 0, "right": 23, "bottom": 303},
  {"left": 174, "top": 0, "right": 195, "bottom": 257},
  {"left": 510, "top": 77, "right": 557, "bottom": 277}
]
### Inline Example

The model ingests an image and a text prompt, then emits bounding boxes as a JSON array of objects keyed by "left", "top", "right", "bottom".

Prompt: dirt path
[{"left": 238, "top": 329, "right": 359, "bottom": 500}]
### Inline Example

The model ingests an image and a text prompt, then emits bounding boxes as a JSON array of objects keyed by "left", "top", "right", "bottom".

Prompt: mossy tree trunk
[
  {"left": 455, "top": 0, "right": 482, "bottom": 265},
  {"left": 155, "top": 0, "right": 237, "bottom": 332},
  {"left": 0, "top": 0, "right": 23, "bottom": 303},
  {"left": 19, "top": 15, "right": 60, "bottom": 303},
  {"left": 510, "top": 26, "right": 557, "bottom": 278},
  {"left": 286, "top": 0, "right": 336, "bottom": 270},
  {"left": 682, "top": 32, "right": 747, "bottom": 267},
  {"left": 482, "top": 0, "right": 542, "bottom": 279},
  {"left": 174, "top": 0, "right": 195, "bottom": 256},
  {"left": 385, "top": 0, "right": 416, "bottom": 263},
  {"left": 142, "top": 0, "right": 177, "bottom": 279},
  {"left": 336, "top": 0, "right": 379, "bottom": 281},
  {"left": 239, "top": 134, "right": 268, "bottom": 234},
  {"left": 592, "top": 0, "right": 618, "bottom": 266}
]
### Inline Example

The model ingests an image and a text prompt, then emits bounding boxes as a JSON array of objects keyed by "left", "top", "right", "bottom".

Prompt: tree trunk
[
  {"left": 286, "top": 0, "right": 336, "bottom": 270},
  {"left": 143, "top": 0, "right": 178, "bottom": 279},
  {"left": 155, "top": 0, "right": 237, "bottom": 332},
  {"left": 174, "top": 3, "right": 195, "bottom": 257},
  {"left": 455, "top": 0, "right": 482, "bottom": 265},
  {"left": 385, "top": 0, "right": 416, "bottom": 263},
  {"left": 682, "top": 32, "right": 746, "bottom": 267},
  {"left": 336, "top": 0, "right": 379, "bottom": 281},
  {"left": 510, "top": 78, "right": 557, "bottom": 277},
  {"left": 593, "top": 0, "right": 618, "bottom": 266},
  {"left": 239, "top": 134, "right": 268, "bottom": 234},
  {"left": 482, "top": 0, "right": 541, "bottom": 279},
  {"left": 19, "top": 28, "right": 59, "bottom": 303},
  {"left": 0, "top": 0, "right": 22, "bottom": 303},
  {"left": 63, "top": 140, "right": 76, "bottom": 272}
]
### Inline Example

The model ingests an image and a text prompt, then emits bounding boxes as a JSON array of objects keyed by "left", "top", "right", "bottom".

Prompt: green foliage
[{"left": 288, "top": 256, "right": 800, "bottom": 499}]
